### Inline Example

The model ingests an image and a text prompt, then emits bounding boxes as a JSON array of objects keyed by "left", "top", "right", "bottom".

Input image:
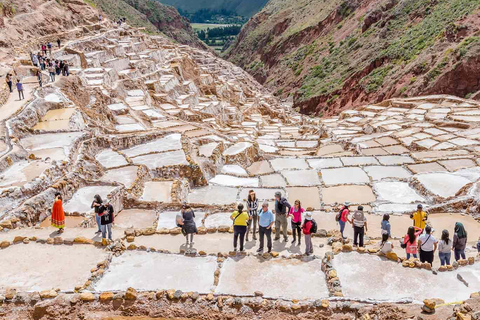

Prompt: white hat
[{"left": 305, "top": 212, "right": 313, "bottom": 220}]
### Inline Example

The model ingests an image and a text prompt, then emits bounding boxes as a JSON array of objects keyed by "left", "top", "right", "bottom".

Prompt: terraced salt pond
[
  {"left": 333, "top": 252, "right": 478, "bottom": 303},
  {"left": 216, "top": 256, "right": 328, "bottom": 299},
  {"left": 0, "top": 161, "right": 50, "bottom": 189},
  {"left": 95, "top": 252, "right": 217, "bottom": 293},
  {"left": 64, "top": 186, "right": 117, "bottom": 214}
]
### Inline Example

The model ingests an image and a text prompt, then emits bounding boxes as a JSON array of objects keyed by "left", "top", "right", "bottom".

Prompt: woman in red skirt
[{"left": 51, "top": 193, "right": 65, "bottom": 233}]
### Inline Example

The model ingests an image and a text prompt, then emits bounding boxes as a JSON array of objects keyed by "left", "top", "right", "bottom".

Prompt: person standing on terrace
[
  {"left": 231, "top": 203, "right": 250, "bottom": 252},
  {"left": 246, "top": 190, "right": 258, "bottom": 241},
  {"left": 349, "top": 205, "right": 367, "bottom": 247},
  {"left": 51, "top": 193, "right": 65, "bottom": 234},
  {"left": 453, "top": 222, "right": 467, "bottom": 261},
  {"left": 5, "top": 74, "right": 13, "bottom": 93},
  {"left": 274, "top": 191, "right": 291, "bottom": 242},
  {"left": 288, "top": 199, "right": 304, "bottom": 245},
  {"left": 91, "top": 194, "right": 103, "bottom": 234},
  {"left": 182, "top": 204, "right": 197, "bottom": 246},
  {"left": 411, "top": 204, "right": 428, "bottom": 230},
  {"left": 257, "top": 202, "right": 274, "bottom": 253},
  {"left": 403, "top": 226, "right": 422, "bottom": 259}
]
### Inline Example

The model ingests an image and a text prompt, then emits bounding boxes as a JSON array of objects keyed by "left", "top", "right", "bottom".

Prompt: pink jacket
[
  {"left": 289, "top": 207, "right": 305, "bottom": 223},
  {"left": 403, "top": 227, "right": 422, "bottom": 254}
]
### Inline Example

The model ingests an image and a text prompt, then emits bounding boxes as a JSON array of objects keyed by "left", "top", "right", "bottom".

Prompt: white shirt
[
  {"left": 418, "top": 233, "right": 437, "bottom": 252},
  {"left": 380, "top": 241, "right": 393, "bottom": 254}
]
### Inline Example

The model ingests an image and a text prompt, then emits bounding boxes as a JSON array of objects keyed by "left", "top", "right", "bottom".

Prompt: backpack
[
  {"left": 310, "top": 219, "right": 317, "bottom": 234},
  {"left": 336, "top": 207, "right": 346, "bottom": 222}
]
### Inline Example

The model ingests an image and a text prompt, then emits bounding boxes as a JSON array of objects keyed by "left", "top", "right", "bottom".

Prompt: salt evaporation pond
[
  {"left": 95, "top": 149, "right": 128, "bottom": 169},
  {"left": 374, "top": 181, "right": 424, "bottom": 203},
  {"left": 95, "top": 252, "right": 217, "bottom": 293},
  {"left": 215, "top": 256, "right": 328, "bottom": 300},
  {"left": 100, "top": 166, "right": 138, "bottom": 188},
  {"left": 122, "top": 134, "right": 182, "bottom": 158},
  {"left": 132, "top": 150, "right": 188, "bottom": 169},
  {"left": 281, "top": 169, "right": 320, "bottom": 186},
  {"left": 204, "top": 212, "right": 232, "bottom": 228},
  {"left": 270, "top": 158, "right": 309, "bottom": 171},
  {"left": 209, "top": 174, "right": 259, "bottom": 187},
  {"left": 333, "top": 252, "right": 475, "bottom": 303},
  {"left": 416, "top": 173, "right": 471, "bottom": 198},
  {"left": 140, "top": 181, "right": 173, "bottom": 202},
  {"left": 321, "top": 167, "right": 370, "bottom": 185},
  {"left": 64, "top": 186, "right": 117, "bottom": 214},
  {"left": 363, "top": 166, "right": 411, "bottom": 181},
  {"left": 0, "top": 244, "right": 107, "bottom": 292},
  {"left": 188, "top": 185, "right": 238, "bottom": 205}
]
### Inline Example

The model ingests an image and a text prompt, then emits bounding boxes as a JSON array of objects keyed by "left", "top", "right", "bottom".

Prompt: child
[
  {"left": 379, "top": 231, "right": 393, "bottom": 255},
  {"left": 381, "top": 213, "right": 391, "bottom": 237},
  {"left": 302, "top": 212, "right": 314, "bottom": 255}
]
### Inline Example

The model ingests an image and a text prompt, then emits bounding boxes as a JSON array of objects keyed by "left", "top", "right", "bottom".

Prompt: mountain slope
[
  {"left": 157, "top": 0, "right": 269, "bottom": 18},
  {"left": 90, "top": 0, "right": 207, "bottom": 49},
  {"left": 226, "top": 0, "right": 480, "bottom": 116}
]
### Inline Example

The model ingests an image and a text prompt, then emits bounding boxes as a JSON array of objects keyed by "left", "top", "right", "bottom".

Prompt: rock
[
  {"left": 167, "top": 289, "right": 175, "bottom": 300},
  {"left": 46, "top": 238, "right": 54, "bottom": 244},
  {"left": 155, "top": 290, "right": 164, "bottom": 299},
  {"left": 270, "top": 251, "right": 279, "bottom": 258},
  {"left": 438, "top": 266, "right": 447, "bottom": 272},
  {"left": 453, "top": 261, "right": 459, "bottom": 269},
  {"left": 254, "top": 291, "right": 263, "bottom": 297},
  {"left": 206, "top": 293, "right": 214, "bottom": 301},
  {"left": 470, "top": 292, "right": 480, "bottom": 298},
  {"left": 458, "top": 259, "right": 468, "bottom": 266},
  {"left": 468, "top": 257, "right": 475, "bottom": 265},
  {"left": 328, "top": 270, "right": 337, "bottom": 279},
  {"left": 143, "top": 227, "right": 155, "bottom": 236},
  {"left": 80, "top": 292, "right": 95, "bottom": 302},
  {"left": 367, "top": 248, "right": 378, "bottom": 254},
  {"left": 13, "top": 236, "right": 26, "bottom": 243},
  {"left": 199, "top": 250, "right": 207, "bottom": 256},
  {"left": 197, "top": 227, "right": 207, "bottom": 235},
  {"left": 53, "top": 237, "right": 63, "bottom": 245},
  {"left": 357, "top": 247, "right": 366, "bottom": 253},
  {"left": 99, "top": 292, "right": 113, "bottom": 302},
  {"left": 173, "top": 290, "right": 183, "bottom": 300},
  {"left": 218, "top": 225, "right": 230, "bottom": 233},
  {"left": 127, "top": 244, "right": 137, "bottom": 250},
  {"left": 39, "top": 290, "right": 58, "bottom": 299},
  {"left": 342, "top": 244, "right": 353, "bottom": 252},
  {"left": 0, "top": 241, "right": 11, "bottom": 249},
  {"left": 423, "top": 299, "right": 436, "bottom": 312},
  {"left": 0, "top": 220, "right": 12, "bottom": 229},
  {"left": 125, "top": 287, "right": 137, "bottom": 300},
  {"left": 73, "top": 237, "right": 94, "bottom": 244},
  {"left": 5, "top": 287, "right": 16, "bottom": 299},
  {"left": 169, "top": 227, "right": 182, "bottom": 235},
  {"left": 126, "top": 235, "right": 135, "bottom": 242},
  {"left": 318, "top": 229, "right": 328, "bottom": 237}
]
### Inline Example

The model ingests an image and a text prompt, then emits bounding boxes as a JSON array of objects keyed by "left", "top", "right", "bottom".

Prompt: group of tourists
[
  {"left": 4, "top": 74, "right": 25, "bottom": 100},
  {"left": 31, "top": 50, "right": 70, "bottom": 84},
  {"left": 175, "top": 191, "right": 317, "bottom": 255}
]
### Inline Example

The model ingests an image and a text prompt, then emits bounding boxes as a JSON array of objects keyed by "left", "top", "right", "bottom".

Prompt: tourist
[
  {"left": 41, "top": 43, "right": 47, "bottom": 56},
  {"left": 418, "top": 225, "right": 437, "bottom": 265},
  {"left": 349, "top": 205, "right": 367, "bottom": 247},
  {"left": 379, "top": 231, "right": 393, "bottom": 255},
  {"left": 182, "top": 204, "right": 197, "bottom": 245},
  {"left": 98, "top": 200, "right": 114, "bottom": 242},
  {"left": 438, "top": 229, "right": 452, "bottom": 266},
  {"left": 302, "top": 211, "right": 314, "bottom": 255},
  {"left": 5, "top": 74, "right": 13, "bottom": 93},
  {"left": 91, "top": 194, "right": 103, "bottom": 233},
  {"left": 274, "top": 191, "right": 291, "bottom": 242},
  {"left": 289, "top": 199, "right": 304, "bottom": 245},
  {"left": 57, "top": 38, "right": 61, "bottom": 48},
  {"left": 51, "top": 193, "right": 65, "bottom": 233},
  {"left": 336, "top": 202, "right": 350, "bottom": 239},
  {"left": 36, "top": 69, "right": 42, "bottom": 88},
  {"left": 246, "top": 190, "right": 258, "bottom": 241},
  {"left": 56, "top": 60, "right": 61, "bottom": 76},
  {"left": 403, "top": 226, "right": 422, "bottom": 259},
  {"left": 39, "top": 55, "right": 46, "bottom": 70},
  {"left": 453, "top": 222, "right": 467, "bottom": 261},
  {"left": 231, "top": 203, "right": 249, "bottom": 252},
  {"left": 98, "top": 14, "right": 103, "bottom": 23},
  {"left": 47, "top": 42, "right": 52, "bottom": 56},
  {"left": 381, "top": 213, "right": 391, "bottom": 237},
  {"left": 32, "top": 53, "right": 39, "bottom": 67},
  {"left": 16, "top": 79, "right": 24, "bottom": 100},
  {"left": 257, "top": 202, "right": 274, "bottom": 253},
  {"left": 410, "top": 204, "right": 428, "bottom": 230},
  {"left": 63, "top": 61, "right": 69, "bottom": 76},
  {"left": 48, "top": 63, "right": 56, "bottom": 82}
]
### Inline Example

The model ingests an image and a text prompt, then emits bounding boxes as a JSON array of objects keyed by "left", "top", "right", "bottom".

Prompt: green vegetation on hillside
[{"left": 158, "top": 0, "right": 269, "bottom": 18}]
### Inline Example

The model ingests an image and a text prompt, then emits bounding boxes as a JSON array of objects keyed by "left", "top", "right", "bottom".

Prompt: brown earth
[{"left": 226, "top": 0, "right": 480, "bottom": 116}]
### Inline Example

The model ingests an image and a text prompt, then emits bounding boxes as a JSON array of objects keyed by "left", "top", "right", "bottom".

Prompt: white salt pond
[
  {"left": 307, "top": 158, "right": 343, "bottom": 169},
  {"left": 204, "top": 212, "right": 232, "bottom": 228},
  {"left": 260, "top": 174, "right": 287, "bottom": 187},
  {"left": 209, "top": 174, "right": 259, "bottom": 187},
  {"left": 0, "top": 161, "right": 49, "bottom": 188},
  {"left": 100, "top": 166, "right": 138, "bottom": 188},
  {"left": 333, "top": 252, "right": 476, "bottom": 303},
  {"left": 64, "top": 186, "right": 117, "bottom": 214},
  {"left": 0, "top": 244, "right": 107, "bottom": 292},
  {"left": 188, "top": 185, "right": 238, "bottom": 205},
  {"left": 416, "top": 173, "right": 471, "bottom": 198},
  {"left": 122, "top": 134, "right": 182, "bottom": 158},
  {"left": 221, "top": 165, "right": 248, "bottom": 176},
  {"left": 321, "top": 167, "right": 370, "bottom": 186},
  {"left": 223, "top": 142, "right": 252, "bottom": 156},
  {"left": 238, "top": 187, "right": 284, "bottom": 201},
  {"left": 270, "top": 158, "right": 309, "bottom": 171},
  {"left": 131, "top": 150, "right": 188, "bottom": 170},
  {"left": 363, "top": 166, "right": 411, "bottom": 181},
  {"left": 95, "top": 252, "right": 217, "bottom": 293},
  {"left": 282, "top": 169, "right": 320, "bottom": 186},
  {"left": 140, "top": 181, "right": 173, "bottom": 202},
  {"left": 374, "top": 181, "right": 424, "bottom": 203},
  {"left": 114, "top": 209, "right": 157, "bottom": 229},
  {"left": 95, "top": 149, "right": 128, "bottom": 169},
  {"left": 156, "top": 211, "right": 205, "bottom": 230},
  {"left": 20, "top": 132, "right": 84, "bottom": 153},
  {"left": 215, "top": 256, "right": 328, "bottom": 300}
]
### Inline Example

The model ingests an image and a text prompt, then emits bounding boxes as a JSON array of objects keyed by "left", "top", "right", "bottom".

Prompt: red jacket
[{"left": 302, "top": 220, "right": 312, "bottom": 235}]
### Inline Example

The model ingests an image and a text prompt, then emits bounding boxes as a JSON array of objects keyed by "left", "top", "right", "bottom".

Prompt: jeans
[
  {"left": 50, "top": 72, "right": 55, "bottom": 82},
  {"left": 258, "top": 226, "right": 272, "bottom": 251},
  {"left": 454, "top": 249, "right": 466, "bottom": 261},
  {"left": 18, "top": 89, "right": 24, "bottom": 100},
  {"left": 95, "top": 213, "right": 101, "bottom": 232},
  {"left": 439, "top": 252, "right": 451, "bottom": 266},
  {"left": 246, "top": 214, "right": 258, "bottom": 240},
  {"left": 339, "top": 220, "right": 346, "bottom": 238},
  {"left": 7, "top": 81, "right": 12, "bottom": 92},
  {"left": 291, "top": 221, "right": 301, "bottom": 242},
  {"left": 353, "top": 226, "right": 365, "bottom": 247},
  {"left": 101, "top": 223, "right": 112, "bottom": 240},
  {"left": 274, "top": 213, "right": 288, "bottom": 240},
  {"left": 304, "top": 234, "right": 313, "bottom": 254},
  {"left": 233, "top": 225, "right": 247, "bottom": 251},
  {"left": 406, "top": 253, "right": 418, "bottom": 260},
  {"left": 185, "top": 233, "right": 194, "bottom": 244}
]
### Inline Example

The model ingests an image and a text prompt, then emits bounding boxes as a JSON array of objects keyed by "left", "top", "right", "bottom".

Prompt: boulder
[
  {"left": 342, "top": 244, "right": 353, "bottom": 252},
  {"left": 270, "top": 251, "right": 279, "bottom": 258},
  {"left": 468, "top": 257, "right": 475, "bottom": 265},
  {"left": 74, "top": 237, "right": 94, "bottom": 244},
  {"left": 386, "top": 251, "right": 398, "bottom": 261},
  {"left": 423, "top": 299, "right": 436, "bottom": 312},
  {"left": 218, "top": 225, "right": 230, "bottom": 233},
  {"left": 126, "top": 235, "right": 135, "bottom": 243},
  {"left": 39, "top": 290, "right": 58, "bottom": 299},
  {"left": 5, "top": 287, "right": 16, "bottom": 299},
  {"left": 0, "top": 241, "right": 11, "bottom": 249},
  {"left": 13, "top": 236, "right": 26, "bottom": 243},
  {"left": 169, "top": 227, "right": 182, "bottom": 235},
  {"left": 0, "top": 220, "right": 12, "bottom": 229},
  {"left": 80, "top": 292, "right": 95, "bottom": 302},
  {"left": 458, "top": 259, "right": 468, "bottom": 266}
]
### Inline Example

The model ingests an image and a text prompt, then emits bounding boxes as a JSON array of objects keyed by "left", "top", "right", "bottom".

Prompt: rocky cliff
[{"left": 226, "top": 0, "right": 480, "bottom": 116}]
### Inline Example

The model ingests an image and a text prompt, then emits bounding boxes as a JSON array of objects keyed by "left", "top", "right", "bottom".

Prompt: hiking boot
[
  {"left": 267, "top": 248, "right": 271, "bottom": 253},
  {"left": 291, "top": 239, "right": 296, "bottom": 244},
  {"left": 257, "top": 248, "right": 263, "bottom": 253},
  {"left": 234, "top": 248, "right": 237, "bottom": 252},
  {"left": 298, "top": 240, "right": 301, "bottom": 246},
  {"left": 284, "top": 237, "right": 288, "bottom": 243}
]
